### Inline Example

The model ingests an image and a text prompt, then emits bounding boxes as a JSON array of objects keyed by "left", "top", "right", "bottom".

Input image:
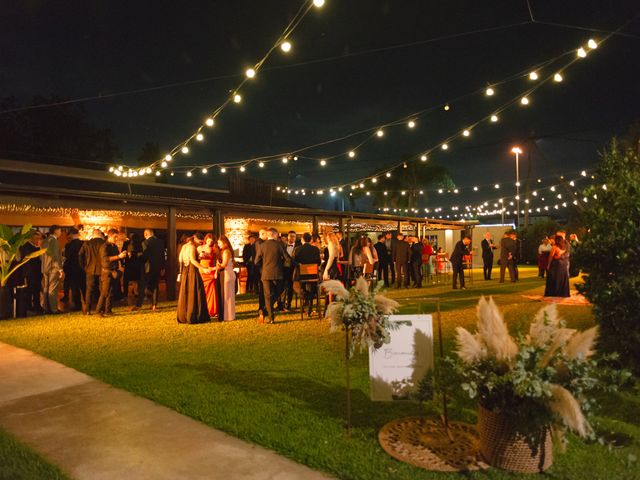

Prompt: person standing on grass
[
  {"left": 409, "top": 236, "right": 423, "bottom": 288},
  {"left": 131, "top": 229, "right": 164, "bottom": 312},
  {"left": 41, "top": 225, "right": 64, "bottom": 314},
  {"left": 215, "top": 235, "right": 236, "bottom": 322},
  {"left": 63, "top": 227, "right": 84, "bottom": 311},
  {"left": 481, "top": 231, "right": 497, "bottom": 281},
  {"left": 96, "top": 229, "right": 127, "bottom": 317},
  {"left": 499, "top": 231, "right": 517, "bottom": 283},
  {"left": 450, "top": 236, "right": 471, "bottom": 290},
  {"left": 255, "top": 227, "right": 286, "bottom": 324},
  {"left": 254, "top": 228, "right": 269, "bottom": 320},
  {"left": 79, "top": 229, "right": 105, "bottom": 315},
  {"left": 391, "top": 232, "right": 410, "bottom": 288},
  {"left": 537, "top": 237, "right": 552, "bottom": 278},
  {"left": 19, "top": 230, "right": 44, "bottom": 314},
  {"left": 177, "top": 233, "right": 212, "bottom": 324}
]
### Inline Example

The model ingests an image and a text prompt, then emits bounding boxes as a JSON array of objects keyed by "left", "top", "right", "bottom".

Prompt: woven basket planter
[{"left": 477, "top": 406, "right": 553, "bottom": 473}]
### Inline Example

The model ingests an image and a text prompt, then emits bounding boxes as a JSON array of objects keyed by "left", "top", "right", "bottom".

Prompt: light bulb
[
  {"left": 240, "top": 166, "right": 246, "bottom": 172},
  {"left": 161, "top": 161, "right": 168, "bottom": 168},
  {"left": 320, "top": 159, "right": 327, "bottom": 166},
  {"left": 359, "top": 183, "right": 365, "bottom": 188},
  {"left": 520, "top": 96, "right": 530, "bottom": 105},
  {"left": 181, "top": 146, "right": 189, "bottom": 154},
  {"left": 376, "top": 129, "right": 384, "bottom": 137},
  {"left": 441, "top": 143, "right": 449, "bottom": 150},
  {"left": 587, "top": 38, "right": 598, "bottom": 49},
  {"left": 245, "top": 68, "right": 256, "bottom": 78},
  {"left": 407, "top": 120, "right": 416, "bottom": 129},
  {"left": 155, "top": 171, "right": 160, "bottom": 176},
  {"left": 371, "top": 178, "right": 377, "bottom": 183},
  {"left": 529, "top": 71, "right": 538, "bottom": 80},
  {"left": 220, "top": 167, "right": 226, "bottom": 173},
  {"left": 420, "top": 154, "right": 427, "bottom": 161},
  {"left": 443, "top": 104, "right": 450, "bottom": 111},
  {"left": 233, "top": 93, "right": 242, "bottom": 103},
  {"left": 494, "top": 184, "right": 500, "bottom": 189},
  {"left": 186, "top": 171, "right": 192, "bottom": 177},
  {"left": 205, "top": 118, "right": 214, "bottom": 127},
  {"left": 348, "top": 150, "right": 355, "bottom": 158},
  {"left": 463, "top": 129, "right": 470, "bottom": 137},
  {"left": 146, "top": 167, "right": 152, "bottom": 174},
  {"left": 553, "top": 72, "right": 563, "bottom": 82},
  {"left": 280, "top": 41, "right": 292, "bottom": 53},
  {"left": 282, "top": 157, "right": 288, "bottom": 164},
  {"left": 577, "top": 47, "right": 587, "bottom": 58},
  {"left": 118, "top": 165, "right": 124, "bottom": 171},
  {"left": 196, "top": 133, "right": 204, "bottom": 141},
  {"left": 385, "top": 172, "right": 391, "bottom": 177},
  {"left": 258, "top": 161, "right": 265, "bottom": 168},
  {"left": 202, "top": 168, "right": 208, "bottom": 174},
  {"left": 473, "top": 186, "right": 478, "bottom": 191},
  {"left": 485, "top": 87, "right": 494, "bottom": 96},
  {"left": 313, "top": 0, "right": 325, "bottom": 7},
  {"left": 109, "top": 166, "right": 114, "bottom": 172},
  {"left": 490, "top": 114, "right": 499, "bottom": 122}
]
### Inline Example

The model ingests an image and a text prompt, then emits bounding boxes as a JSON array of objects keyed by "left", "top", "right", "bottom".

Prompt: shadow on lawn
[{"left": 180, "top": 363, "right": 428, "bottom": 429}]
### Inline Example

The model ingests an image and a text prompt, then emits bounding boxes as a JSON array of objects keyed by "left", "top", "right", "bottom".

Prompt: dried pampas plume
[
  {"left": 354, "top": 277, "right": 370, "bottom": 298},
  {"left": 455, "top": 327, "right": 487, "bottom": 364},
  {"left": 529, "top": 304, "right": 560, "bottom": 347},
  {"left": 539, "top": 328, "right": 577, "bottom": 367},
  {"left": 565, "top": 326, "right": 598, "bottom": 360},
  {"left": 476, "top": 296, "right": 518, "bottom": 361},
  {"left": 321, "top": 280, "right": 349, "bottom": 300},
  {"left": 549, "top": 384, "right": 591, "bottom": 438},
  {"left": 373, "top": 294, "right": 399, "bottom": 315}
]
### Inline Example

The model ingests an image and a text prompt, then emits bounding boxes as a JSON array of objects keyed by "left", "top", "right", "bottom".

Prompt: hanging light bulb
[
  {"left": 420, "top": 154, "right": 427, "bottom": 161},
  {"left": 201, "top": 168, "right": 208, "bottom": 174},
  {"left": 473, "top": 186, "right": 478, "bottom": 191},
  {"left": 240, "top": 166, "right": 246, "bottom": 172},
  {"left": 441, "top": 143, "right": 449, "bottom": 150},
  {"left": 186, "top": 171, "right": 192, "bottom": 177},
  {"left": 462, "top": 129, "right": 470, "bottom": 137},
  {"left": 220, "top": 167, "right": 226, "bottom": 173},
  {"left": 108, "top": 166, "right": 114, "bottom": 173},
  {"left": 245, "top": 68, "right": 256, "bottom": 79},
  {"left": 577, "top": 47, "right": 587, "bottom": 58},
  {"left": 529, "top": 71, "right": 538, "bottom": 81},
  {"left": 196, "top": 133, "right": 204, "bottom": 141},
  {"left": 348, "top": 150, "right": 355, "bottom": 158},
  {"left": 181, "top": 146, "right": 189, "bottom": 154},
  {"left": 407, "top": 120, "right": 416, "bottom": 129},
  {"left": 553, "top": 72, "right": 563, "bottom": 82},
  {"left": 313, "top": 0, "right": 325, "bottom": 7},
  {"left": 161, "top": 161, "right": 168, "bottom": 168},
  {"left": 520, "top": 96, "right": 530, "bottom": 105},
  {"left": 494, "top": 184, "right": 500, "bottom": 189},
  {"left": 587, "top": 38, "right": 598, "bottom": 49},
  {"left": 490, "top": 114, "right": 499, "bottom": 123},
  {"left": 485, "top": 87, "right": 495, "bottom": 96},
  {"left": 155, "top": 171, "right": 161, "bottom": 177},
  {"left": 320, "top": 159, "right": 327, "bottom": 166},
  {"left": 205, "top": 118, "right": 215, "bottom": 127},
  {"left": 376, "top": 129, "right": 384, "bottom": 137},
  {"left": 233, "top": 93, "right": 242, "bottom": 103},
  {"left": 280, "top": 41, "right": 292, "bottom": 53},
  {"left": 164, "top": 154, "right": 173, "bottom": 162},
  {"left": 385, "top": 172, "right": 391, "bottom": 177},
  {"left": 282, "top": 157, "right": 288, "bottom": 164},
  {"left": 258, "top": 161, "right": 265, "bottom": 168}
]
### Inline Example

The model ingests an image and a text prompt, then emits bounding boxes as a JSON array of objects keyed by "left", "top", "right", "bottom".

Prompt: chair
[
  {"left": 298, "top": 264, "right": 320, "bottom": 320},
  {"left": 463, "top": 254, "right": 474, "bottom": 285}
]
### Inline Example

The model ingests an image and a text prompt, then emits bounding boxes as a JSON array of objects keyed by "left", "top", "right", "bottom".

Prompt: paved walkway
[{"left": 0, "top": 342, "right": 332, "bottom": 480}]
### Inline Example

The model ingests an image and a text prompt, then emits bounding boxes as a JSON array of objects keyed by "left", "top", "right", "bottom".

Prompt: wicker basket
[{"left": 477, "top": 407, "right": 553, "bottom": 473}]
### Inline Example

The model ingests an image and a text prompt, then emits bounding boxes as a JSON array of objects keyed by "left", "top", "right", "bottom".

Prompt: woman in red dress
[{"left": 198, "top": 234, "right": 218, "bottom": 318}]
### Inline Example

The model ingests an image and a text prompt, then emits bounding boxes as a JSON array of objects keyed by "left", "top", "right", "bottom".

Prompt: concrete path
[{"left": 0, "top": 342, "right": 332, "bottom": 480}]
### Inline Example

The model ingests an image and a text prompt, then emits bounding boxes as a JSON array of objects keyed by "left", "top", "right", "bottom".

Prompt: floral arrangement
[
  {"left": 323, "top": 277, "right": 399, "bottom": 357},
  {"left": 440, "top": 296, "right": 627, "bottom": 442}
]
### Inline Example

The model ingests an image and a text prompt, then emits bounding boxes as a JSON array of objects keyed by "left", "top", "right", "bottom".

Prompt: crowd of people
[{"left": 12, "top": 225, "right": 164, "bottom": 317}]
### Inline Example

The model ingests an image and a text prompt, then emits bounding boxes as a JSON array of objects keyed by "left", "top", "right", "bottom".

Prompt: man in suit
[
  {"left": 384, "top": 232, "right": 396, "bottom": 285},
  {"left": 281, "top": 231, "right": 297, "bottom": 312},
  {"left": 79, "top": 229, "right": 105, "bottom": 314},
  {"left": 41, "top": 225, "right": 64, "bottom": 314},
  {"left": 254, "top": 227, "right": 286, "bottom": 324},
  {"left": 499, "top": 231, "right": 517, "bottom": 283},
  {"left": 292, "top": 232, "right": 321, "bottom": 316},
  {"left": 409, "top": 236, "right": 423, "bottom": 288},
  {"left": 481, "top": 231, "right": 497, "bottom": 281},
  {"left": 450, "top": 236, "right": 471, "bottom": 290},
  {"left": 391, "top": 232, "right": 410, "bottom": 288},
  {"left": 96, "top": 229, "right": 128, "bottom": 317},
  {"left": 63, "top": 227, "right": 84, "bottom": 311},
  {"left": 19, "top": 230, "right": 44, "bottom": 314},
  {"left": 132, "top": 229, "right": 164, "bottom": 311},
  {"left": 373, "top": 234, "right": 391, "bottom": 287},
  {"left": 253, "top": 228, "right": 269, "bottom": 319},
  {"left": 242, "top": 236, "right": 257, "bottom": 293}
]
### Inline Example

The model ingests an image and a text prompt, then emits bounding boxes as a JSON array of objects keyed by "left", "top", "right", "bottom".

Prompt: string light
[
  {"left": 205, "top": 118, "right": 215, "bottom": 127},
  {"left": 577, "top": 47, "right": 587, "bottom": 58},
  {"left": 220, "top": 167, "right": 226, "bottom": 173},
  {"left": 420, "top": 154, "right": 427, "bottom": 161},
  {"left": 320, "top": 159, "right": 327, "bottom": 166},
  {"left": 161, "top": 161, "right": 168, "bottom": 168},
  {"left": 376, "top": 129, "right": 384, "bottom": 137},
  {"left": 164, "top": 154, "right": 173, "bottom": 161},
  {"left": 181, "top": 146, "right": 189, "bottom": 154},
  {"left": 348, "top": 150, "right": 356, "bottom": 158},
  {"left": 258, "top": 161, "right": 265, "bottom": 168},
  {"left": 202, "top": 167, "right": 208, "bottom": 174},
  {"left": 407, "top": 120, "right": 416, "bottom": 129},
  {"left": 462, "top": 129, "right": 470, "bottom": 137},
  {"left": 281, "top": 41, "right": 292, "bottom": 53},
  {"left": 245, "top": 68, "right": 256, "bottom": 79},
  {"left": 520, "top": 96, "right": 530, "bottom": 105},
  {"left": 441, "top": 143, "right": 449, "bottom": 150},
  {"left": 186, "top": 171, "right": 192, "bottom": 177},
  {"left": 313, "top": 0, "right": 325, "bottom": 8},
  {"left": 233, "top": 93, "right": 242, "bottom": 103},
  {"left": 196, "top": 133, "right": 204, "bottom": 141},
  {"left": 529, "top": 71, "right": 539, "bottom": 80},
  {"left": 385, "top": 172, "right": 391, "bottom": 177},
  {"left": 553, "top": 72, "right": 563, "bottom": 82},
  {"left": 490, "top": 114, "right": 499, "bottom": 122},
  {"left": 485, "top": 87, "right": 495, "bottom": 96},
  {"left": 240, "top": 166, "right": 246, "bottom": 172},
  {"left": 443, "top": 104, "right": 450, "bottom": 111},
  {"left": 588, "top": 38, "right": 598, "bottom": 49},
  {"left": 282, "top": 157, "right": 289, "bottom": 164}
]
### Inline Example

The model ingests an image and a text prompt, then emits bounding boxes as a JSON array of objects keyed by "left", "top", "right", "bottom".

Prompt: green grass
[
  {"left": 0, "top": 428, "right": 70, "bottom": 480},
  {"left": 0, "top": 267, "right": 638, "bottom": 479}
]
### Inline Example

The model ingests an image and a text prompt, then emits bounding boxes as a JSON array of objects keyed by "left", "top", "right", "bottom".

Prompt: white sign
[{"left": 369, "top": 315, "right": 434, "bottom": 401}]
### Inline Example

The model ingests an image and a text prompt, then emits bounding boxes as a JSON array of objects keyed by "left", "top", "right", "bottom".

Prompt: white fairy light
[
  {"left": 181, "top": 146, "right": 189, "bottom": 154},
  {"left": 553, "top": 72, "right": 563, "bottom": 82},
  {"left": 320, "top": 159, "right": 327, "bottom": 166},
  {"left": 376, "top": 129, "right": 384, "bottom": 137},
  {"left": 258, "top": 161, "right": 265, "bottom": 168},
  {"left": 520, "top": 96, "right": 530, "bottom": 105},
  {"left": 407, "top": 120, "right": 416, "bottom": 129},
  {"left": 165, "top": 154, "right": 172, "bottom": 161},
  {"left": 577, "top": 47, "right": 587, "bottom": 58},
  {"left": 587, "top": 38, "right": 598, "bottom": 49},
  {"left": 161, "top": 161, "right": 168, "bottom": 168},
  {"left": 463, "top": 129, "right": 470, "bottom": 137},
  {"left": 441, "top": 143, "right": 449, "bottom": 150},
  {"left": 313, "top": 0, "right": 325, "bottom": 7},
  {"left": 485, "top": 87, "right": 495, "bottom": 96},
  {"left": 205, "top": 118, "right": 215, "bottom": 127},
  {"left": 202, "top": 168, "right": 208, "bottom": 174},
  {"left": 240, "top": 166, "right": 246, "bottom": 172},
  {"left": 420, "top": 154, "right": 427, "bottom": 161},
  {"left": 490, "top": 114, "right": 499, "bottom": 122},
  {"left": 186, "top": 171, "right": 192, "bottom": 177},
  {"left": 233, "top": 93, "right": 242, "bottom": 103},
  {"left": 245, "top": 68, "right": 256, "bottom": 79},
  {"left": 196, "top": 133, "right": 204, "bottom": 141},
  {"left": 280, "top": 41, "right": 292, "bottom": 53},
  {"left": 529, "top": 71, "right": 539, "bottom": 80},
  {"left": 348, "top": 150, "right": 355, "bottom": 158}
]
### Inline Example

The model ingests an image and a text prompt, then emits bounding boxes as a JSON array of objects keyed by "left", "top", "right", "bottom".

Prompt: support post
[
  {"left": 397, "top": 220, "right": 401, "bottom": 234},
  {"left": 312, "top": 215, "right": 318, "bottom": 236},
  {"left": 212, "top": 209, "right": 224, "bottom": 236},
  {"left": 338, "top": 217, "right": 344, "bottom": 234},
  {"left": 166, "top": 206, "right": 177, "bottom": 301}
]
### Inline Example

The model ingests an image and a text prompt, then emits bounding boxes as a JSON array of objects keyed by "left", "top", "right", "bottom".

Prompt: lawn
[
  {"left": 0, "top": 267, "right": 638, "bottom": 479},
  {"left": 0, "top": 428, "right": 70, "bottom": 480}
]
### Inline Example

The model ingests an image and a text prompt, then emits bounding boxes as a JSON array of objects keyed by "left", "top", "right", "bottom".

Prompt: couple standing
[{"left": 255, "top": 227, "right": 288, "bottom": 324}]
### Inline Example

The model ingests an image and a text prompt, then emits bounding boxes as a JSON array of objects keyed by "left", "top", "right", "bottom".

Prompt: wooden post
[
  {"left": 397, "top": 220, "right": 401, "bottom": 234},
  {"left": 212, "top": 209, "right": 224, "bottom": 236},
  {"left": 166, "top": 206, "right": 177, "bottom": 301},
  {"left": 312, "top": 215, "right": 318, "bottom": 236},
  {"left": 338, "top": 217, "right": 344, "bottom": 234}
]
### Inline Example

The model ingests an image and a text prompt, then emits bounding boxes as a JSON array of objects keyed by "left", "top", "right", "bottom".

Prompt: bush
[
  {"left": 516, "top": 219, "right": 561, "bottom": 264},
  {"left": 574, "top": 140, "right": 640, "bottom": 374}
]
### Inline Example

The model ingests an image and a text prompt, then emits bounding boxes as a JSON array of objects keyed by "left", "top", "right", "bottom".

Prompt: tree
[
  {"left": 516, "top": 218, "right": 561, "bottom": 264},
  {"left": 0, "top": 96, "right": 120, "bottom": 168},
  {"left": 574, "top": 139, "right": 640, "bottom": 374}
]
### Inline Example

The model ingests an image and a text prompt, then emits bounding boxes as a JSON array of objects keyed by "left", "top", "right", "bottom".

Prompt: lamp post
[{"left": 511, "top": 147, "right": 523, "bottom": 228}]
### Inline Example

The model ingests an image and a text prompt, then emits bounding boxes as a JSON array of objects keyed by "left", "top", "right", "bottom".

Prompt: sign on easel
[{"left": 369, "top": 315, "right": 434, "bottom": 401}]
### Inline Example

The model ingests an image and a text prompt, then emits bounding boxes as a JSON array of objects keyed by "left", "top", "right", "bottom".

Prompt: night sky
[{"left": 2, "top": 0, "right": 639, "bottom": 213}]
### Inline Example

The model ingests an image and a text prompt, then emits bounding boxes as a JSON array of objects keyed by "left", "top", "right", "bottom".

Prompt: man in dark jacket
[
  {"left": 292, "top": 233, "right": 321, "bottom": 315},
  {"left": 79, "top": 229, "right": 105, "bottom": 314},
  {"left": 499, "top": 231, "right": 517, "bottom": 283},
  {"left": 253, "top": 229, "right": 268, "bottom": 318},
  {"left": 409, "top": 236, "right": 423, "bottom": 288},
  {"left": 450, "top": 236, "right": 471, "bottom": 290},
  {"left": 19, "top": 230, "right": 44, "bottom": 313},
  {"left": 481, "top": 232, "right": 497, "bottom": 281},
  {"left": 242, "top": 236, "right": 256, "bottom": 293},
  {"left": 63, "top": 227, "right": 84, "bottom": 311},
  {"left": 133, "top": 229, "right": 164, "bottom": 311},
  {"left": 96, "top": 229, "right": 127, "bottom": 317},
  {"left": 374, "top": 234, "right": 391, "bottom": 287},
  {"left": 391, "top": 233, "right": 410, "bottom": 288},
  {"left": 254, "top": 228, "right": 286, "bottom": 324}
]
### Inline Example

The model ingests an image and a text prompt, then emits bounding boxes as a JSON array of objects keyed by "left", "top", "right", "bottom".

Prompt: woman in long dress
[
  {"left": 544, "top": 235, "right": 570, "bottom": 298},
  {"left": 322, "top": 231, "right": 340, "bottom": 281},
  {"left": 177, "top": 233, "right": 211, "bottom": 324},
  {"left": 349, "top": 236, "right": 375, "bottom": 279},
  {"left": 198, "top": 233, "right": 218, "bottom": 319},
  {"left": 215, "top": 235, "right": 236, "bottom": 321}
]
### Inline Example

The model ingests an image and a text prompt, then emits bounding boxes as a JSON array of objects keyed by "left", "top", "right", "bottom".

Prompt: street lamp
[{"left": 511, "top": 147, "right": 523, "bottom": 228}]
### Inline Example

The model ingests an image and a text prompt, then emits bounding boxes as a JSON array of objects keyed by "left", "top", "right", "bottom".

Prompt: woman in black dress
[
  {"left": 544, "top": 235, "right": 570, "bottom": 297},
  {"left": 177, "top": 233, "right": 212, "bottom": 324},
  {"left": 123, "top": 233, "right": 143, "bottom": 300}
]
